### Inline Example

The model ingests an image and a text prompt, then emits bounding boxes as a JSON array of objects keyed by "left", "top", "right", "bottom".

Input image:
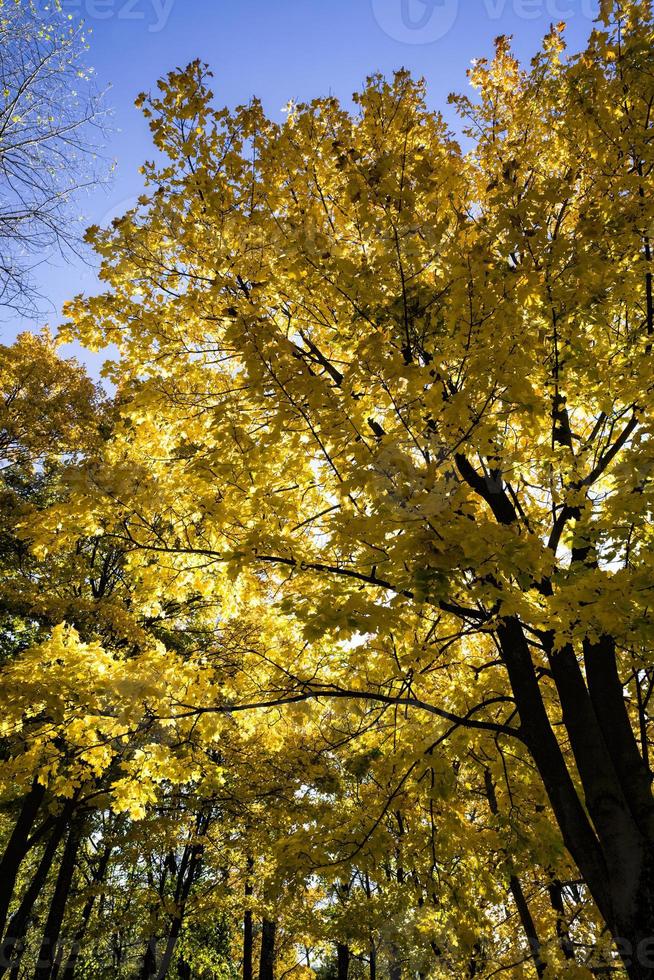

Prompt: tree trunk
[
  {"left": 336, "top": 943, "right": 350, "bottom": 980},
  {"left": 0, "top": 803, "right": 72, "bottom": 980},
  {"left": 244, "top": 861, "right": 254, "bottom": 980},
  {"left": 483, "top": 767, "right": 546, "bottom": 975},
  {"left": 497, "top": 619, "right": 613, "bottom": 919},
  {"left": 497, "top": 617, "right": 654, "bottom": 979},
  {"left": 177, "top": 955, "right": 191, "bottom": 979},
  {"left": 139, "top": 939, "right": 158, "bottom": 980},
  {"left": 34, "top": 822, "right": 82, "bottom": 980},
  {"left": 508, "top": 877, "right": 546, "bottom": 979},
  {"left": 547, "top": 879, "right": 575, "bottom": 962},
  {"left": 369, "top": 936, "right": 376, "bottom": 980},
  {"left": 59, "top": 841, "right": 113, "bottom": 979},
  {"left": 258, "top": 919, "right": 276, "bottom": 980},
  {"left": 0, "top": 778, "right": 46, "bottom": 938},
  {"left": 154, "top": 839, "right": 204, "bottom": 980},
  {"left": 583, "top": 635, "right": 654, "bottom": 840},
  {"left": 458, "top": 444, "right": 654, "bottom": 973}
]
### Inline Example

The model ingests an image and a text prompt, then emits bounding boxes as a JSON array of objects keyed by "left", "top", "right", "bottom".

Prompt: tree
[
  {"left": 0, "top": 0, "right": 106, "bottom": 316},
  {"left": 0, "top": 336, "right": 221, "bottom": 978},
  {"left": 55, "top": 2, "right": 654, "bottom": 974}
]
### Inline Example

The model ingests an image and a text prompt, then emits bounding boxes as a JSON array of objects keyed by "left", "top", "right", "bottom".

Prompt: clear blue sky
[{"left": 2, "top": 0, "right": 601, "bottom": 360}]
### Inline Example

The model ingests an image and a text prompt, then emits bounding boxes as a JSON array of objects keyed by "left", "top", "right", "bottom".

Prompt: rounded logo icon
[
  {"left": 95, "top": 195, "right": 145, "bottom": 233},
  {"left": 371, "top": 0, "right": 459, "bottom": 44}
]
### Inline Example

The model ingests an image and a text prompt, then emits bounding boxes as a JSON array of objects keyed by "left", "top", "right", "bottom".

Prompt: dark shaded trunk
[
  {"left": 508, "top": 877, "right": 546, "bottom": 979},
  {"left": 0, "top": 778, "right": 46, "bottom": 937},
  {"left": 244, "top": 860, "right": 254, "bottom": 980},
  {"left": 497, "top": 618, "right": 613, "bottom": 923},
  {"left": 483, "top": 766, "right": 546, "bottom": 976},
  {"left": 177, "top": 956, "right": 191, "bottom": 979},
  {"left": 154, "top": 838, "right": 204, "bottom": 980},
  {"left": 497, "top": 617, "right": 654, "bottom": 979},
  {"left": 369, "top": 936, "right": 377, "bottom": 980},
  {"left": 34, "top": 822, "right": 82, "bottom": 980},
  {"left": 336, "top": 943, "right": 350, "bottom": 980},
  {"left": 59, "top": 841, "right": 113, "bottom": 980},
  {"left": 153, "top": 915, "right": 183, "bottom": 980},
  {"left": 583, "top": 634, "right": 654, "bottom": 839},
  {"left": 258, "top": 919, "right": 276, "bottom": 980},
  {"left": 546, "top": 638, "right": 645, "bottom": 904},
  {"left": 616, "top": 876, "right": 654, "bottom": 980},
  {"left": 0, "top": 802, "right": 72, "bottom": 980},
  {"left": 467, "top": 942, "right": 483, "bottom": 977},
  {"left": 547, "top": 879, "right": 575, "bottom": 962},
  {"left": 541, "top": 636, "right": 654, "bottom": 979},
  {"left": 139, "top": 939, "right": 158, "bottom": 980}
]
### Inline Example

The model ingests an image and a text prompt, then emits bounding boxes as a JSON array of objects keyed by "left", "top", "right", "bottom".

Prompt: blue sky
[{"left": 2, "top": 0, "right": 601, "bottom": 360}]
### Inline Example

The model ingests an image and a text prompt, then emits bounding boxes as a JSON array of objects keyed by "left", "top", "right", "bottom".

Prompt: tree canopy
[{"left": 1, "top": 2, "right": 654, "bottom": 978}]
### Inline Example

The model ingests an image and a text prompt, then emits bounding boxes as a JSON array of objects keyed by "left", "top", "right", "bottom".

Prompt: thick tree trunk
[
  {"left": 497, "top": 618, "right": 613, "bottom": 920},
  {"left": 583, "top": 634, "right": 654, "bottom": 839},
  {"left": 546, "top": 637, "right": 645, "bottom": 909},
  {"left": 0, "top": 778, "right": 46, "bottom": 937},
  {"left": 154, "top": 915, "right": 183, "bottom": 980},
  {"left": 336, "top": 943, "right": 350, "bottom": 980},
  {"left": 258, "top": 919, "right": 276, "bottom": 980},
  {"left": 497, "top": 617, "right": 654, "bottom": 979},
  {"left": 457, "top": 436, "right": 654, "bottom": 971},
  {"left": 611, "top": 867, "right": 654, "bottom": 980}
]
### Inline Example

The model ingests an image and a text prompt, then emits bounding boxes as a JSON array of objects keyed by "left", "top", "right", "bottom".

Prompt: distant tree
[{"left": 0, "top": 0, "right": 106, "bottom": 316}]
